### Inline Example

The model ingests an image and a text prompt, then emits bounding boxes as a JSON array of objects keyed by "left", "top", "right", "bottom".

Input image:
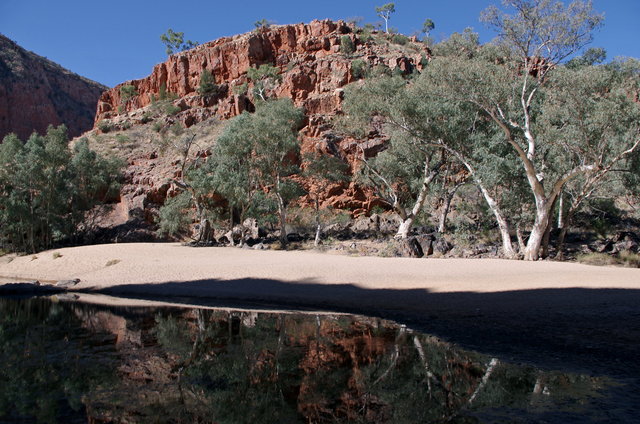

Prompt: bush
[
  {"left": 120, "top": 84, "right": 137, "bottom": 101},
  {"left": 0, "top": 126, "right": 122, "bottom": 252},
  {"left": 163, "top": 103, "right": 181, "bottom": 116},
  {"left": 157, "top": 192, "right": 192, "bottom": 238},
  {"left": 351, "top": 59, "right": 368, "bottom": 79},
  {"left": 197, "top": 69, "right": 220, "bottom": 96},
  {"left": 97, "top": 120, "right": 113, "bottom": 133},
  {"left": 340, "top": 35, "right": 356, "bottom": 55},
  {"left": 576, "top": 251, "right": 640, "bottom": 268},
  {"left": 391, "top": 34, "right": 409, "bottom": 45}
]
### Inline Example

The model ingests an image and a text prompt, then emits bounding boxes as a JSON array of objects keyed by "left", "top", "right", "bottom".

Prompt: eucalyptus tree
[
  {"left": 375, "top": 3, "right": 395, "bottom": 34},
  {"left": 208, "top": 99, "right": 304, "bottom": 246},
  {"left": 342, "top": 76, "right": 463, "bottom": 239},
  {"left": 542, "top": 60, "right": 640, "bottom": 256},
  {"left": 0, "top": 126, "right": 121, "bottom": 253},
  {"left": 302, "top": 151, "right": 349, "bottom": 246},
  {"left": 468, "top": 0, "right": 608, "bottom": 260},
  {"left": 160, "top": 29, "right": 199, "bottom": 55}
]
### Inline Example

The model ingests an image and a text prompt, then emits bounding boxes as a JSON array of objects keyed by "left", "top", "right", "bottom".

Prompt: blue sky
[{"left": 1, "top": 0, "right": 638, "bottom": 87}]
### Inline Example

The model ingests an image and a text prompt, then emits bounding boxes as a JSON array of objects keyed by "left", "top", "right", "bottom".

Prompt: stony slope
[
  {"left": 81, "top": 20, "right": 431, "bottom": 239},
  {"left": 0, "top": 34, "right": 107, "bottom": 140}
]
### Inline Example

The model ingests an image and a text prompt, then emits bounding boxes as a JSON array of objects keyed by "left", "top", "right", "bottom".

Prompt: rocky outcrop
[
  {"left": 0, "top": 34, "right": 106, "bottom": 141},
  {"left": 89, "top": 21, "right": 431, "bottom": 235}
]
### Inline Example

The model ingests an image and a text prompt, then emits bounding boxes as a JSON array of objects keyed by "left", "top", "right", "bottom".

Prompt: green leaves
[
  {"left": 159, "top": 29, "right": 199, "bottom": 56},
  {"left": 0, "top": 126, "right": 121, "bottom": 252},
  {"left": 480, "top": 0, "right": 603, "bottom": 65}
]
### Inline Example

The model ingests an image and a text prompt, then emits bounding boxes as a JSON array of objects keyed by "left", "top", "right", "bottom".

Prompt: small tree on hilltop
[
  {"left": 254, "top": 19, "right": 273, "bottom": 30},
  {"left": 422, "top": 19, "right": 435, "bottom": 37},
  {"left": 375, "top": 3, "right": 395, "bottom": 34},
  {"left": 160, "top": 29, "right": 199, "bottom": 56}
]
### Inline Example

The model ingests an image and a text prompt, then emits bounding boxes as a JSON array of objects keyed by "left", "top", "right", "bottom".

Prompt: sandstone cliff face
[
  {"left": 0, "top": 34, "right": 106, "bottom": 140},
  {"left": 88, "top": 20, "right": 430, "bottom": 235}
]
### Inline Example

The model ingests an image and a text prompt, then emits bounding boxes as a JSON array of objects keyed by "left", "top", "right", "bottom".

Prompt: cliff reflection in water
[{"left": 0, "top": 297, "right": 607, "bottom": 423}]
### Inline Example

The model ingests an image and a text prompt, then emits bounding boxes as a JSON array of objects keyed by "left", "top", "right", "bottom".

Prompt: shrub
[
  {"left": 351, "top": 59, "right": 369, "bottom": 79},
  {"left": 157, "top": 192, "right": 192, "bottom": 237},
  {"left": 197, "top": 69, "right": 220, "bottom": 96},
  {"left": 97, "top": 120, "right": 113, "bottom": 133},
  {"left": 120, "top": 84, "right": 137, "bottom": 101},
  {"left": 391, "top": 34, "right": 409, "bottom": 45},
  {"left": 163, "top": 103, "right": 181, "bottom": 116},
  {"left": 115, "top": 134, "right": 129, "bottom": 145},
  {"left": 232, "top": 82, "right": 248, "bottom": 96},
  {"left": 340, "top": 35, "right": 356, "bottom": 55}
]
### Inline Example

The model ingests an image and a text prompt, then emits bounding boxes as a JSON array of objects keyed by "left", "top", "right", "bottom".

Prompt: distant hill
[{"left": 0, "top": 34, "right": 107, "bottom": 140}]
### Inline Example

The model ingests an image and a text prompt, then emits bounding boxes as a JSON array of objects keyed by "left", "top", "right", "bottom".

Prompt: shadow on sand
[{"left": 79, "top": 276, "right": 640, "bottom": 381}]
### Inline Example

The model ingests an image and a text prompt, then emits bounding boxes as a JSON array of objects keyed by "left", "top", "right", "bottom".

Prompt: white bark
[
  {"left": 468, "top": 358, "right": 499, "bottom": 405},
  {"left": 443, "top": 146, "right": 516, "bottom": 258}
]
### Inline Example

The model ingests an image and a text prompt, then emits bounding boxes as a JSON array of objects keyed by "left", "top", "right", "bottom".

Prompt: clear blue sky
[{"left": 1, "top": 0, "right": 638, "bottom": 87}]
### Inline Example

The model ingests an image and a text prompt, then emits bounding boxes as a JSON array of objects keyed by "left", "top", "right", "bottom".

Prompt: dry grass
[
  {"left": 52, "top": 252, "right": 62, "bottom": 259},
  {"left": 576, "top": 251, "right": 640, "bottom": 268}
]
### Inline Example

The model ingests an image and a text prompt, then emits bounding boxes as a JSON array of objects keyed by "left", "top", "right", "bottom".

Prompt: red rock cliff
[
  {"left": 88, "top": 21, "right": 430, "bottom": 236},
  {"left": 0, "top": 34, "right": 107, "bottom": 140}
]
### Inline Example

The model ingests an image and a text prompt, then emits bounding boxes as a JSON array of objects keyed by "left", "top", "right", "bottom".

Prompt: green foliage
[
  {"left": 163, "top": 102, "right": 181, "bottom": 116},
  {"left": 0, "top": 126, "right": 121, "bottom": 252},
  {"left": 205, "top": 99, "right": 304, "bottom": 243},
  {"left": 157, "top": 192, "right": 193, "bottom": 238},
  {"left": 391, "top": 33, "right": 409, "bottom": 45},
  {"left": 480, "top": 0, "right": 603, "bottom": 64},
  {"left": 339, "top": 35, "right": 356, "bottom": 55},
  {"left": 432, "top": 28, "right": 480, "bottom": 58},
  {"left": 232, "top": 82, "right": 249, "bottom": 96},
  {"left": 160, "top": 28, "right": 199, "bottom": 56},
  {"left": 350, "top": 59, "right": 369, "bottom": 79},
  {"left": 119, "top": 84, "right": 137, "bottom": 101},
  {"left": 566, "top": 47, "right": 607, "bottom": 69},
  {"left": 253, "top": 19, "right": 272, "bottom": 30},
  {"left": 422, "top": 18, "right": 435, "bottom": 36},
  {"left": 375, "top": 2, "right": 395, "bottom": 33},
  {"left": 197, "top": 69, "right": 219, "bottom": 96},
  {"left": 247, "top": 64, "right": 281, "bottom": 101},
  {"left": 97, "top": 120, "right": 113, "bottom": 133}
]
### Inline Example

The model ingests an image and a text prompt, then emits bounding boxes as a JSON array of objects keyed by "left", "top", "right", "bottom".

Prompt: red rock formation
[
  {"left": 0, "top": 34, "right": 106, "bottom": 140},
  {"left": 89, "top": 21, "right": 431, "bottom": 234}
]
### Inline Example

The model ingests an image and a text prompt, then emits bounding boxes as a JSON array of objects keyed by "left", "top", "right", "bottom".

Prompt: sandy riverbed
[{"left": 2, "top": 242, "right": 640, "bottom": 377}]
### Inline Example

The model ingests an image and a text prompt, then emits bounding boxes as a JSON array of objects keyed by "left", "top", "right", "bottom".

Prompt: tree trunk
[
  {"left": 477, "top": 184, "right": 516, "bottom": 258},
  {"left": 276, "top": 192, "right": 287, "bottom": 247},
  {"left": 443, "top": 147, "right": 516, "bottom": 258},
  {"left": 516, "top": 224, "right": 526, "bottom": 254},
  {"left": 394, "top": 162, "right": 441, "bottom": 239},
  {"left": 314, "top": 198, "right": 321, "bottom": 247},
  {"left": 540, "top": 196, "right": 559, "bottom": 258},
  {"left": 396, "top": 218, "right": 414, "bottom": 239},
  {"left": 437, "top": 180, "right": 464, "bottom": 234},
  {"left": 523, "top": 204, "right": 551, "bottom": 261},
  {"left": 557, "top": 192, "right": 564, "bottom": 229}
]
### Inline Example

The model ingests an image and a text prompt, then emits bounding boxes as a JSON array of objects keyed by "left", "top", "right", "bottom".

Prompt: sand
[
  {"left": 2, "top": 242, "right": 640, "bottom": 376},
  {"left": 0, "top": 241, "right": 638, "bottom": 316}
]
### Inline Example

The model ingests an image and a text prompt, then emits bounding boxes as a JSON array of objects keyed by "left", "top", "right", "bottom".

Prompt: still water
[{"left": 0, "top": 296, "right": 624, "bottom": 423}]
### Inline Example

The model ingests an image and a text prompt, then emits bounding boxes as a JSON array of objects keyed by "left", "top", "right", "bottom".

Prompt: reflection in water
[{"left": 0, "top": 297, "right": 613, "bottom": 423}]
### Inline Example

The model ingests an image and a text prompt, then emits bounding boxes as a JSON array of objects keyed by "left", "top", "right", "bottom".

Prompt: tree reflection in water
[{"left": 0, "top": 297, "right": 608, "bottom": 423}]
